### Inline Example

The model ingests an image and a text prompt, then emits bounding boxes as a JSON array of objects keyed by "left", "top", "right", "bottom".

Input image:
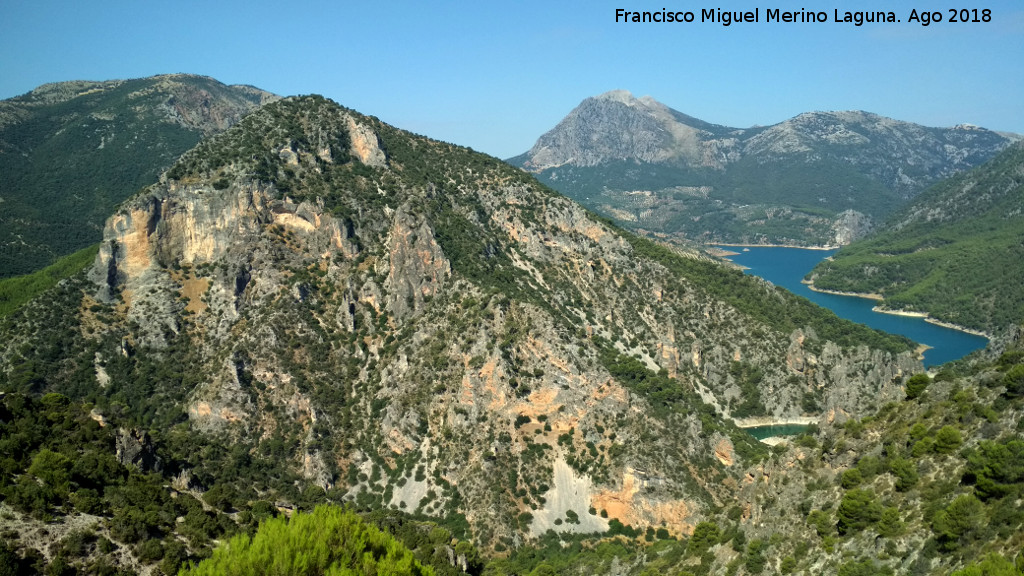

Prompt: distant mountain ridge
[
  {"left": 0, "top": 74, "right": 277, "bottom": 278},
  {"left": 510, "top": 91, "right": 1017, "bottom": 246}
]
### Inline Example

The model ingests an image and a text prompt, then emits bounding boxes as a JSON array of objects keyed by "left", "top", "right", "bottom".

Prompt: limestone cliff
[{"left": 0, "top": 74, "right": 277, "bottom": 278}]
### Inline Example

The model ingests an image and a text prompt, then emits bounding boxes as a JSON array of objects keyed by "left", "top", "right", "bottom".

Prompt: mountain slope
[
  {"left": 0, "top": 74, "right": 277, "bottom": 278},
  {"left": 489, "top": 345, "right": 1024, "bottom": 576},
  {"left": 0, "top": 95, "right": 919, "bottom": 554},
  {"left": 510, "top": 91, "right": 1015, "bottom": 247},
  {"left": 807, "top": 142, "right": 1024, "bottom": 335}
]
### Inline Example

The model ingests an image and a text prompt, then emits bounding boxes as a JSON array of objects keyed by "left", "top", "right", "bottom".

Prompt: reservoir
[
  {"left": 744, "top": 423, "right": 812, "bottom": 441},
  {"left": 719, "top": 246, "right": 988, "bottom": 368}
]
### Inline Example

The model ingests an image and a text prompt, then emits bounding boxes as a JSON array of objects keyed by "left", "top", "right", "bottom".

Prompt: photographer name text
[{"left": 614, "top": 8, "right": 992, "bottom": 26}]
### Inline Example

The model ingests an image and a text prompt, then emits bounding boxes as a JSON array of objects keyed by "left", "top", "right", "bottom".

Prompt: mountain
[
  {"left": 0, "top": 93, "right": 1022, "bottom": 576},
  {"left": 0, "top": 94, "right": 922, "bottom": 567},
  {"left": 0, "top": 74, "right": 277, "bottom": 278},
  {"left": 806, "top": 142, "right": 1024, "bottom": 335},
  {"left": 510, "top": 91, "right": 1016, "bottom": 247}
]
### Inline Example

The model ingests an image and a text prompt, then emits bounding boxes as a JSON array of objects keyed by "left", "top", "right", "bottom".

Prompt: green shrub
[
  {"left": 888, "top": 458, "right": 919, "bottom": 491},
  {"left": 844, "top": 419, "right": 865, "bottom": 439},
  {"left": 997, "top": 349, "right": 1024, "bottom": 368},
  {"left": 744, "top": 538, "right": 766, "bottom": 574},
  {"left": 934, "top": 426, "right": 963, "bottom": 455},
  {"left": 909, "top": 422, "right": 928, "bottom": 442},
  {"left": 912, "top": 437, "right": 935, "bottom": 457},
  {"left": 179, "top": 505, "right": 434, "bottom": 576},
  {"left": 837, "top": 489, "right": 883, "bottom": 535},
  {"left": 807, "top": 510, "right": 833, "bottom": 538},
  {"left": 137, "top": 539, "right": 164, "bottom": 562},
  {"left": 1003, "top": 365, "right": 1024, "bottom": 398},
  {"left": 951, "top": 552, "right": 1021, "bottom": 576},
  {"left": 876, "top": 507, "right": 904, "bottom": 538},
  {"left": 965, "top": 439, "right": 1024, "bottom": 500},
  {"left": 855, "top": 455, "right": 884, "bottom": 478},
  {"left": 905, "top": 373, "right": 930, "bottom": 399},
  {"left": 687, "top": 521, "right": 721, "bottom": 555},
  {"left": 841, "top": 468, "right": 863, "bottom": 489},
  {"left": 932, "top": 494, "right": 985, "bottom": 550}
]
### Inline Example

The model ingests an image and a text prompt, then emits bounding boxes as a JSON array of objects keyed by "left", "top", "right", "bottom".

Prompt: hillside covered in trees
[{"left": 808, "top": 143, "right": 1024, "bottom": 335}]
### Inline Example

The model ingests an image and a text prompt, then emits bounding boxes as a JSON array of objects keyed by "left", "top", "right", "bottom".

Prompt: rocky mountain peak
[
  {"left": 594, "top": 89, "right": 638, "bottom": 105},
  {"left": 516, "top": 91, "right": 729, "bottom": 172}
]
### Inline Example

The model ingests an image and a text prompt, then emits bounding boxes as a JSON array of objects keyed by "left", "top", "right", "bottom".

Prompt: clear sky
[{"left": 2, "top": 0, "right": 1022, "bottom": 159}]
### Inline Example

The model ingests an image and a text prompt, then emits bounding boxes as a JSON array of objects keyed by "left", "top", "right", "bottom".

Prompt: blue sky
[{"left": 2, "top": 0, "right": 1022, "bottom": 158}]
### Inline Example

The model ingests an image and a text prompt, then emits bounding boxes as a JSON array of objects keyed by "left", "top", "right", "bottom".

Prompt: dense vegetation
[
  {"left": 618, "top": 230, "right": 913, "bottom": 355},
  {"left": 180, "top": 506, "right": 435, "bottom": 576},
  {"left": 0, "top": 243, "right": 98, "bottom": 317},
  {"left": 489, "top": 346, "right": 1024, "bottom": 575},
  {"left": 529, "top": 154, "right": 898, "bottom": 246},
  {"left": 0, "top": 391, "right": 482, "bottom": 575},
  {"left": 809, "top": 143, "right": 1024, "bottom": 333},
  {"left": 0, "top": 392, "right": 236, "bottom": 575},
  {"left": 4, "top": 343, "right": 1024, "bottom": 575}
]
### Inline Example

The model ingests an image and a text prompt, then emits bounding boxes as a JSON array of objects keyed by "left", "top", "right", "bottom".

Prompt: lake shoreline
[
  {"left": 804, "top": 281, "right": 884, "bottom": 301},
  {"left": 804, "top": 280, "right": 990, "bottom": 340},
  {"left": 732, "top": 416, "right": 819, "bottom": 428},
  {"left": 707, "top": 247, "right": 740, "bottom": 257},
  {"left": 714, "top": 242, "right": 838, "bottom": 251},
  {"left": 871, "top": 306, "right": 990, "bottom": 338},
  {"left": 915, "top": 344, "right": 933, "bottom": 361},
  {"left": 735, "top": 418, "right": 817, "bottom": 445},
  {"left": 722, "top": 246, "right": 990, "bottom": 366}
]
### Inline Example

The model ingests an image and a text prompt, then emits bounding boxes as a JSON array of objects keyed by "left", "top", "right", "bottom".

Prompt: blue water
[
  {"left": 719, "top": 247, "right": 988, "bottom": 368},
  {"left": 745, "top": 424, "right": 812, "bottom": 440}
]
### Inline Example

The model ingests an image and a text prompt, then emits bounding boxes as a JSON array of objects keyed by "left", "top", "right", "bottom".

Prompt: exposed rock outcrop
[{"left": 115, "top": 429, "right": 162, "bottom": 472}]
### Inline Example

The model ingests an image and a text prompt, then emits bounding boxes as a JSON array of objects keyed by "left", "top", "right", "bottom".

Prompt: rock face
[
  {"left": 830, "top": 210, "right": 873, "bottom": 246},
  {"left": 0, "top": 74, "right": 277, "bottom": 278},
  {"left": 520, "top": 90, "right": 737, "bottom": 171},
  {"left": 4, "top": 95, "right": 922, "bottom": 548},
  {"left": 740, "top": 112, "right": 1008, "bottom": 196},
  {"left": 115, "top": 428, "right": 162, "bottom": 472},
  {"left": 510, "top": 91, "right": 1016, "bottom": 247}
]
